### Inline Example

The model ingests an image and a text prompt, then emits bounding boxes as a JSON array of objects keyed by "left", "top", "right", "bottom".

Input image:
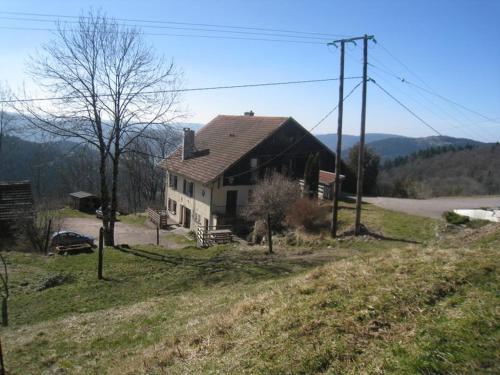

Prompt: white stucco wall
[
  {"left": 165, "top": 172, "right": 256, "bottom": 229},
  {"left": 165, "top": 171, "right": 213, "bottom": 230},
  {"left": 211, "top": 177, "right": 254, "bottom": 215}
]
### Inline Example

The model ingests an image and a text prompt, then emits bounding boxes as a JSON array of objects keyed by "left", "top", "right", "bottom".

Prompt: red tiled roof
[
  {"left": 319, "top": 170, "right": 344, "bottom": 186},
  {"left": 161, "top": 115, "right": 290, "bottom": 183}
]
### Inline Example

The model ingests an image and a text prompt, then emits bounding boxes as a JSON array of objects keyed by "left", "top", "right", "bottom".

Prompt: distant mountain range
[
  {"left": 315, "top": 133, "right": 485, "bottom": 161},
  {"left": 315, "top": 133, "right": 403, "bottom": 151}
]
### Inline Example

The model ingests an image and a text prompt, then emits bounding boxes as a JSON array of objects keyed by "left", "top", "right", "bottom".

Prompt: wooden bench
[{"left": 54, "top": 243, "right": 93, "bottom": 255}]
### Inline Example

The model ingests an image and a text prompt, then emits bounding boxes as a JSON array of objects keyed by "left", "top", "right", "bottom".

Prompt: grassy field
[{"left": 1, "top": 203, "right": 498, "bottom": 374}]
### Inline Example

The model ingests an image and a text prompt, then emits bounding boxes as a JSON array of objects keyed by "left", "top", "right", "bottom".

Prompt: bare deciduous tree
[
  {"left": 0, "top": 84, "right": 14, "bottom": 157},
  {"left": 17, "top": 10, "right": 181, "bottom": 245},
  {"left": 244, "top": 173, "right": 301, "bottom": 226},
  {"left": 122, "top": 126, "right": 181, "bottom": 212}
]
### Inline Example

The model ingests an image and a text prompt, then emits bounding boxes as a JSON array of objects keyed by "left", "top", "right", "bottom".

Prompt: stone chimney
[
  {"left": 244, "top": 110, "right": 254, "bottom": 116},
  {"left": 182, "top": 128, "right": 195, "bottom": 160}
]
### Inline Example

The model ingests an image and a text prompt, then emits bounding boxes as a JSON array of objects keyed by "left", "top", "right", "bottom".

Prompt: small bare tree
[
  {"left": 243, "top": 173, "right": 301, "bottom": 252},
  {"left": 18, "top": 10, "right": 181, "bottom": 245}
]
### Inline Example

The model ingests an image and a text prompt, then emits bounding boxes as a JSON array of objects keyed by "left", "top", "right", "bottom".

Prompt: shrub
[
  {"left": 285, "top": 198, "right": 327, "bottom": 232},
  {"left": 443, "top": 211, "right": 469, "bottom": 225},
  {"left": 243, "top": 173, "right": 301, "bottom": 229}
]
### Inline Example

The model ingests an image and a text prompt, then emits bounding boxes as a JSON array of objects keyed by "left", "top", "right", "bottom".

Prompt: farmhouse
[{"left": 161, "top": 113, "right": 337, "bottom": 230}]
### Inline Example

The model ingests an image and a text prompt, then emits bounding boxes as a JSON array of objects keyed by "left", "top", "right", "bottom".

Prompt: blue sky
[{"left": 0, "top": 0, "right": 499, "bottom": 141}]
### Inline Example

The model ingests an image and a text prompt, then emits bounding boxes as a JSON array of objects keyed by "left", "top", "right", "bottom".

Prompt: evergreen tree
[{"left": 303, "top": 152, "right": 319, "bottom": 198}]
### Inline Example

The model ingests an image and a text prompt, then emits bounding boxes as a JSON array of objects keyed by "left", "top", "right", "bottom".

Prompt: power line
[
  {"left": 373, "top": 43, "right": 500, "bottom": 126},
  {"left": 370, "top": 79, "right": 443, "bottom": 136},
  {"left": 372, "top": 65, "right": 496, "bottom": 142},
  {"left": 0, "top": 76, "right": 362, "bottom": 104},
  {"left": 127, "top": 81, "right": 363, "bottom": 174},
  {"left": 404, "top": 80, "right": 500, "bottom": 126},
  {"left": 0, "top": 10, "right": 350, "bottom": 39},
  {"left": 0, "top": 26, "right": 327, "bottom": 45},
  {"left": 375, "top": 42, "right": 433, "bottom": 91},
  {"left": 225, "top": 80, "right": 363, "bottom": 179},
  {"left": 369, "top": 69, "right": 492, "bottom": 142},
  {"left": 0, "top": 15, "right": 333, "bottom": 41}
]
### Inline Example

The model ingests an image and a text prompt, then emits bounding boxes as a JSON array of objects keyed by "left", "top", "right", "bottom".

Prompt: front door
[
  {"left": 226, "top": 190, "right": 238, "bottom": 217},
  {"left": 184, "top": 207, "right": 191, "bottom": 228}
]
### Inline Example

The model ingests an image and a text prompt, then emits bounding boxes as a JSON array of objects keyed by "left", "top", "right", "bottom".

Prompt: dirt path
[
  {"left": 363, "top": 196, "right": 500, "bottom": 219},
  {"left": 61, "top": 217, "right": 190, "bottom": 249}
]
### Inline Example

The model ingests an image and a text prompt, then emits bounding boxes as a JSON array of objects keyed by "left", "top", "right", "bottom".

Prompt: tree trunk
[
  {"left": 99, "top": 151, "right": 112, "bottom": 246},
  {"left": 109, "top": 124, "right": 121, "bottom": 247},
  {"left": 1, "top": 297, "right": 7, "bottom": 327}
]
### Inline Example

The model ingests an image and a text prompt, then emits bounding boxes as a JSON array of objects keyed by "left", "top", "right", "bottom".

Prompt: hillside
[
  {"left": 315, "top": 132, "right": 401, "bottom": 152},
  {"left": 315, "top": 133, "right": 484, "bottom": 161},
  {"left": 0, "top": 135, "right": 89, "bottom": 198},
  {"left": 3, "top": 203, "right": 499, "bottom": 374},
  {"left": 378, "top": 143, "right": 500, "bottom": 198},
  {"left": 368, "top": 135, "right": 484, "bottom": 161}
]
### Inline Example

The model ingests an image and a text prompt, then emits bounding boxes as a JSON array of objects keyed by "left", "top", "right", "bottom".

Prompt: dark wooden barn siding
[{"left": 223, "top": 119, "right": 335, "bottom": 186}]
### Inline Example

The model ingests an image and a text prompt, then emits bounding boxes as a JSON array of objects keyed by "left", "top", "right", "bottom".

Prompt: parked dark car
[
  {"left": 51, "top": 231, "right": 95, "bottom": 248},
  {"left": 95, "top": 206, "right": 120, "bottom": 219}
]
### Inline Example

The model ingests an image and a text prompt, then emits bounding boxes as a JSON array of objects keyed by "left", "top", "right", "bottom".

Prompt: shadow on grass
[
  {"left": 112, "top": 245, "right": 329, "bottom": 281},
  {"left": 340, "top": 224, "right": 422, "bottom": 245}
]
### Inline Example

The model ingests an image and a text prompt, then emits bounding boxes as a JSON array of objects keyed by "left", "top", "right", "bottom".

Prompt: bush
[
  {"left": 285, "top": 198, "right": 327, "bottom": 232},
  {"left": 443, "top": 211, "right": 469, "bottom": 225},
  {"left": 243, "top": 173, "right": 301, "bottom": 229}
]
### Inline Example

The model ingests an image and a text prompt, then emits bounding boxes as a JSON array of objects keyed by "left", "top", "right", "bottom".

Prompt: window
[
  {"left": 182, "top": 179, "right": 194, "bottom": 197},
  {"left": 250, "top": 158, "right": 258, "bottom": 182},
  {"left": 168, "top": 198, "right": 177, "bottom": 214},
  {"left": 169, "top": 174, "right": 178, "bottom": 190}
]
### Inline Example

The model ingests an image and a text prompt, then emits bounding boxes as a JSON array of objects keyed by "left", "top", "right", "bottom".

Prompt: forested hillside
[
  {"left": 316, "top": 132, "right": 484, "bottom": 161},
  {"left": 315, "top": 132, "right": 400, "bottom": 152},
  {"left": 0, "top": 128, "right": 181, "bottom": 210},
  {"left": 368, "top": 135, "right": 483, "bottom": 161},
  {"left": 378, "top": 143, "right": 500, "bottom": 198}
]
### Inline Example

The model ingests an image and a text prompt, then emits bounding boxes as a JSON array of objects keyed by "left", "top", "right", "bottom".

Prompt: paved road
[
  {"left": 61, "top": 217, "right": 189, "bottom": 248},
  {"left": 362, "top": 196, "right": 500, "bottom": 219}
]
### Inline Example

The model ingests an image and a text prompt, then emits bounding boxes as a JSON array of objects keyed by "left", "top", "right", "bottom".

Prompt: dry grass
[{"left": 2, "top": 209, "right": 498, "bottom": 374}]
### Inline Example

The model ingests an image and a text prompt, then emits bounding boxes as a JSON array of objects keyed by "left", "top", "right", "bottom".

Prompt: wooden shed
[
  {"left": 0, "top": 181, "right": 34, "bottom": 235},
  {"left": 69, "top": 191, "right": 100, "bottom": 213}
]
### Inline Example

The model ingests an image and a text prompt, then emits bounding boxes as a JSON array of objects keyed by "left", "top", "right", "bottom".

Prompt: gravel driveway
[
  {"left": 363, "top": 196, "right": 500, "bottom": 219},
  {"left": 61, "top": 217, "right": 189, "bottom": 248}
]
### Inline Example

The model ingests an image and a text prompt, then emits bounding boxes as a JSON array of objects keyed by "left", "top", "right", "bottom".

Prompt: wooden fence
[
  {"left": 147, "top": 207, "right": 169, "bottom": 229},
  {"left": 196, "top": 225, "right": 233, "bottom": 248}
]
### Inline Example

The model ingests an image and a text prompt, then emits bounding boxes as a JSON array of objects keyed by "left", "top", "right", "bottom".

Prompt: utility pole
[
  {"left": 328, "top": 35, "right": 374, "bottom": 238},
  {"left": 355, "top": 35, "right": 371, "bottom": 235},
  {"left": 329, "top": 39, "right": 345, "bottom": 238}
]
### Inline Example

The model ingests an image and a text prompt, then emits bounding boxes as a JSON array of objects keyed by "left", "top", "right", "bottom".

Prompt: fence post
[
  {"left": 98, "top": 227, "right": 104, "bottom": 280},
  {"left": 43, "top": 219, "right": 52, "bottom": 254},
  {"left": 156, "top": 224, "right": 160, "bottom": 246},
  {"left": 0, "top": 336, "right": 5, "bottom": 375},
  {"left": 267, "top": 213, "right": 273, "bottom": 254}
]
